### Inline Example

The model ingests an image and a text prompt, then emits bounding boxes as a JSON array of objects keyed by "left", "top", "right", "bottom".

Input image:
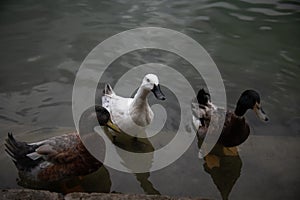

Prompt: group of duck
[{"left": 5, "top": 74, "right": 268, "bottom": 183}]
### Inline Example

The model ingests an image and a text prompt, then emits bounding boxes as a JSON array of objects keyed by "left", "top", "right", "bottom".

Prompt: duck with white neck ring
[
  {"left": 192, "top": 89, "right": 268, "bottom": 147},
  {"left": 102, "top": 74, "right": 166, "bottom": 139}
]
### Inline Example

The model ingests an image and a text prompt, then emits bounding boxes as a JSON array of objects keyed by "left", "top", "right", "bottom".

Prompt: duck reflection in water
[
  {"left": 5, "top": 105, "right": 115, "bottom": 194},
  {"left": 100, "top": 116, "right": 161, "bottom": 194},
  {"left": 199, "top": 140, "right": 242, "bottom": 200},
  {"left": 192, "top": 88, "right": 268, "bottom": 200},
  {"left": 103, "top": 127, "right": 160, "bottom": 195}
]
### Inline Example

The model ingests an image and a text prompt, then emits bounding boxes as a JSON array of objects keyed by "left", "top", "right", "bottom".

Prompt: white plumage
[{"left": 102, "top": 74, "right": 165, "bottom": 137}]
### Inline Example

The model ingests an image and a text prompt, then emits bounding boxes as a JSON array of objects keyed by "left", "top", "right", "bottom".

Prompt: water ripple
[
  {"left": 38, "top": 101, "right": 71, "bottom": 108},
  {"left": 248, "top": 7, "right": 292, "bottom": 16},
  {"left": 201, "top": 2, "right": 239, "bottom": 10},
  {"left": 230, "top": 13, "right": 255, "bottom": 21}
]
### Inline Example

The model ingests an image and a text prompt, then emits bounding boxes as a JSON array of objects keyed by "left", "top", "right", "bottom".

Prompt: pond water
[{"left": 0, "top": 0, "right": 299, "bottom": 199}]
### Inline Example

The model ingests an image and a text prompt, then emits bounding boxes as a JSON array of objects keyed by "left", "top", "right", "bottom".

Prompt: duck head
[
  {"left": 79, "top": 105, "right": 121, "bottom": 133},
  {"left": 234, "top": 90, "right": 269, "bottom": 121},
  {"left": 196, "top": 88, "right": 216, "bottom": 109},
  {"left": 142, "top": 74, "right": 166, "bottom": 100},
  {"left": 197, "top": 89, "right": 211, "bottom": 106}
]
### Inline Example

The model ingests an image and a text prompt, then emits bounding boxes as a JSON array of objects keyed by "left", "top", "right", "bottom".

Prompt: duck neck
[
  {"left": 234, "top": 92, "right": 257, "bottom": 118},
  {"left": 132, "top": 86, "right": 150, "bottom": 108},
  {"left": 234, "top": 105, "right": 247, "bottom": 118}
]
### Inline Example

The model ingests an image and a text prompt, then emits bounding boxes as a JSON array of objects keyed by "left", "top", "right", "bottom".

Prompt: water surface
[{"left": 0, "top": 0, "right": 299, "bottom": 199}]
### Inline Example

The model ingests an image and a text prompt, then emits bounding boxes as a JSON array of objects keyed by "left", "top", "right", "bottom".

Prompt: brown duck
[
  {"left": 5, "top": 105, "right": 120, "bottom": 182},
  {"left": 192, "top": 89, "right": 268, "bottom": 147}
]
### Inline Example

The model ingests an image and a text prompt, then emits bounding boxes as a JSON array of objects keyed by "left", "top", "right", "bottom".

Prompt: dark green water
[{"left": 0, "top": 0, "right": 299, "bottom": 199}]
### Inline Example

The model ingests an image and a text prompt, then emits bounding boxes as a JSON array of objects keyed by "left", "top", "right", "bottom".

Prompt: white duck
[{"left": 102, "top": 74, "right": 165, "bottom": 138}]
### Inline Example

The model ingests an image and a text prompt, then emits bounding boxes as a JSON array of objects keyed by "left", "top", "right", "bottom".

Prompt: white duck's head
[{"left": 141, "top": 74, "right": 166, "bottom": 100}]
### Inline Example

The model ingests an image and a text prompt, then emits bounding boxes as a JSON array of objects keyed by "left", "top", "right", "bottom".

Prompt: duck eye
[{"left": 146, "top": 78, "right": 150, "bottom": 82}]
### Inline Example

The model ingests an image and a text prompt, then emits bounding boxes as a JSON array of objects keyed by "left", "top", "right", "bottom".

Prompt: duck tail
[
  {"left": 5, "top": 133, "right": 41, "bottom": 171},
  {"left": 103, "top": 83, "right": 115, "bottom": 96}
]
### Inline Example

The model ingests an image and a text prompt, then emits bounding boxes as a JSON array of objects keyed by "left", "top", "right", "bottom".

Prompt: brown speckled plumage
[
  {"left": 6, "top": 132, "right": 102, "bottom": 182},
  {"left": 197, "top": 110, "right": 250, "bottom": 147},
  {"left": 4, "top": 105, "right": 114, "bottom": 183},
  {"left": 217, "top": 111, "right": 250, "bottom": 147},
  {"left": 195, "top": 89, "right": 266, "bottom": 147}
]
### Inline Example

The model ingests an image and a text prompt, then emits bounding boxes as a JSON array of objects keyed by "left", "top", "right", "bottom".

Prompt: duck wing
[
  {"left": 102, "top": 83, "right": 133, "bottom": 123},
  {"left": 34, "top": 132, "right": 83, "bottom": 164},
  {"left": 102, "top": 83, "right": 115, "bottom": 113},
  {"left": 36, "top": 132, "right": 102, "bottom": 181}
]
